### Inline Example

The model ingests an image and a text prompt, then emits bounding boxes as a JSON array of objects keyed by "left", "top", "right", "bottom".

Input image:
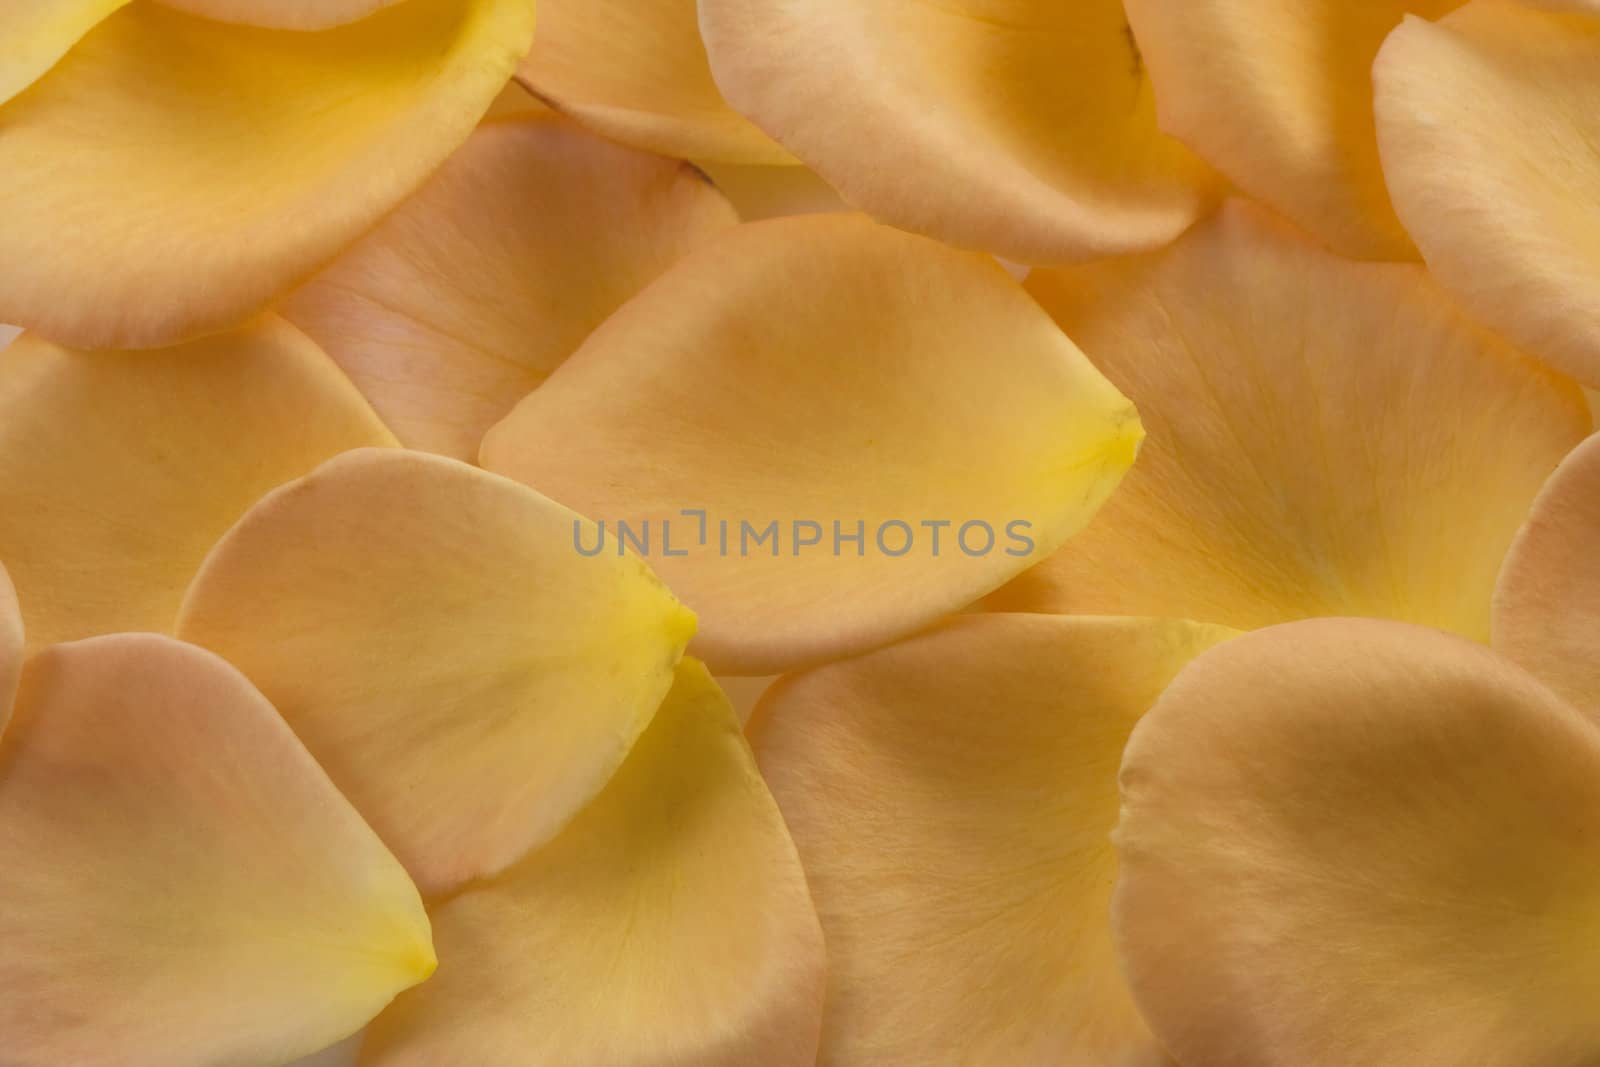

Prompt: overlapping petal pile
[{"left": 2, "top": 1, "right": 1597, "bottom": 1065}]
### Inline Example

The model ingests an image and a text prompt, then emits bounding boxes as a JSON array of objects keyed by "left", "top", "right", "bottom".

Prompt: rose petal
[
  {"left": 0, "top": 563, "right": 21, "bottom": 732},
  {"left": 1123, "top": 0, "right": 1458, "bottom": 260},
  {"left": 0, "top": 633, "right": 433, "bottom": 1067},
  {"left": 361, "top": 659, "right": 824, "bottom": 1067},
  {"left": 516, "top": 0, "right": 791, "bottom": 165},
  {"left": 154, "top": 0, "right": 403, "bottom": 30},
  {"left": 1493, "top": 433, "right": 1600, "bottom": 722},
  {"left": 0, "top": 0, "right": 536, "bottom": 348},
  {"left": 993, "top": 201, "right": 1591, "bottom": 641},
  {"left": 751, "top": 614, "right": 1231, "bottom": 1066},
  {"left": 176, "top": 448, "right": 697, "bottom": 897},
  {"left": 1375, "top": 1, "right": 1600, "bottom": 386},
  {"left": 1115, "top": 617, "right": 1600, "bottom": 1067},
  {"left": 480, "top": 213, "right": 1142, "bottom": 674},
  {"left": 284, "top": 115, "right": 737, "bottom": 460},
  {"left": 693, "top": 161, "right": 849, "bottom": 222},
  {"left": 699, "top": 0, "right": 1222, "bottom": 263},
  {"left": 0, "top": 0, "right": 128, "bottom": 105},
  {"left": 0, "top": 317, "right": 395, "bottom": 650}
]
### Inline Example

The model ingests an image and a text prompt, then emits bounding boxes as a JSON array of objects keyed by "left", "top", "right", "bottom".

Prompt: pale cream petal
[
  {"left": 481, "top": 213, "right": 1142, "bottom": 674},
  {"left": 517, "top": 0, "right": 792, "bottom": 165},
  {"left": 1375, "top": 1, "right": 1600, "bottom": 386},
  {"left": 176, "top": 448, "right": 697, "bottom": 898},
  {"left": 0, "top": 634, "right": 433, "bottom": 1067},
  {"left": 700, "top": 0, "right": 1223, "bottom": 263},
  {"left": 1493, "top": 433, "right": 1600, "bottom": 722},
  {"left": 0, "top": 0, "right": 129, "bottom": 106},
  {"left": 155, "top": 0, "right": 401, "bottom": 29},
  {"left": 0, "top": 0, "right": 536, "bottom": 349},
  {"left": 993, "top": 201, "right": 1591, "bottom": 641},
  {"left": 0, "top": 317, "right": 395, "bottom": 650},
  {"left": 1115, "top": 617, "right": 1600, "bottom": 1067},
  {"left": 1123, "top": 0, "right": 1459, "bottom": 259},
  {"left": 751, "top": 614, "right": 1231, "bottom": 1066},
  {"left": 285, "top": 115, "right": 737, "bottom": 460},
  {"left": 361, "top": 660, "right": 825, "bottom": 1067},
  {"left": 0, "top": 563, "right": 20, "bottom": 731}
]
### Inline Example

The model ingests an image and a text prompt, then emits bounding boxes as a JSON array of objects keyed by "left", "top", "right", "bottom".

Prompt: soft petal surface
[
  {"left": 1494, "top": 433, "right": 1600, "bottom": 721},
  {"left": 481, "top": 213, "right": 1142, "bottom": 674},
  {"left": 751, "top": 614, "right": 1231, "bottom": 1066},
  {"left": 1115, "top": 617, "right": 1600, "bottom": 1067},
  {"left": 0, "top": 317, "right": 395, "bottom": 650},
  {"left": 0, "top": 0, "right": 128, "bottom": 105},
  {"left": 1123, "top": 0, "right": 1457, "bottom": 259},
  {"left": 155, "top": 0, "right": 403, "bottom": 29},
  {"left": 362, "top": 659, "right": 825, "bottom": 1067},
  {"left": 177, "top": 449, "right": 697, "bottom": 897},
  {"left": 1375, "top": 1, "right": 1600, "bottom": 386},
  {"left": 285, "top": 115, "right": 737, "bottom": 460},
  {"left": 0, "top": 634, "right": 433, "bottom": 1067},
  {"left": 700, "top": 0, "right": 1222, "bottom": 263},
  {"left": 0, "top": 0, "right": 536, "bottom": 349},
  {"left": 993, "top": 202, "right": 1591, "bottom": 641},
  {"left": 695, "top": 161, "right": 849, "bottom": 222},
  {"left": 0, "top": 563, "right": 20, "bottom": 730},
  {"left": 517, "top": 0, "right": 791, "bottom": 164}
]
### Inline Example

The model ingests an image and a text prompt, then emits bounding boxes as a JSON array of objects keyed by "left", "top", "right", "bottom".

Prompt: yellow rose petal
[
  {"left": 0, "top": 317, "right": 395, "bottom": 650},
  {"left": 0, "top": 0, "right": 536, "bottom": 349},
  {"left": 0, "top": 634, "right": 433, "bottom": 1067},
  {"left": 0, "top": 563, "right": 21, "bottom": 731},
  {"left": 693, "top": 161, "right": 849, "bottom": 222},
  {"left": 0, "top": 0, "right": 128, "bottom": 106},
  {"left": 363, "top": 660, "right": 824, "bottom": 1067},
  {"left": 994, "top": 202, "right": 1591, "bottom": 641},
  {"left": 177, "top": 449, "right": 697, "bottom": 898},
  {"left": 154, "top": 0, "right": 402, "bottom": 30},
  {"left": 1375, "top": 1, "right": 1600, "bottom": 386},
  {"left": 1494, "top": 433, "right": 1600, "bottom": 722},
  {"left": 752, "top": 614, "right": 1231, "bottom": 1066},
  {"left": 481, "top": 213, "right": 1142, "bottom": 675},
  {"left": 700, "top": 0, "right": 1222, "bottom": 263},
  {"left": 1123, "top": 0, "right": 1458, "bottom": 259},
  {"left": 1116, "top": 617, "right": 1600, "bottom": 1067},
  {"left": 285, "top": 115, "right": 737, "bottom": 460},
  {"left": 517, "top": 0, "right": 792, "bottom": 165}
]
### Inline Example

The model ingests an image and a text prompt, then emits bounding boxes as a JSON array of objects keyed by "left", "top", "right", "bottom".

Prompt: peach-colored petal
[
  {"left": 0, "top": 0, "right": 129, "bottom": 105},
  {"left": 1123, "top": 0, "right": 1459, "bottom": 260},
  {"left": 0, "top": 0, "right": 536, "bottom": 349},
  {"left": 516, "top": 0, "right": 792, "bottom": 165},
  {"left": 693, "top": 162, "right": 849, "bottom": 222},
  {"left": 1493, "top": 433, "right": 1600, "bottom": 722},
  {"left": 362, "top": 660, "right": 824, "bottom": 1067},
  {"left": 0, "top": 317, "right": 394, "bottom": 650},
  {"left": 700, "top": 0, "right": 1223, "bottom": 263},
  {"left": 752, "top": 614, "right": 1231, "bottom": 1066},
  {"left": 993, "top": 201, "right": 1591, "bottom": 641},
  {"left": 154, "top": 0, "right": 401, "bottom": 29},
  {"left": 0, "top": 634, "right": 433, "bottom": 1067},
  {"left": 1375, "top": 1, "right": 1600, "bottom": 386},
  {"left": 716, "top": 673, "right": 779, "bottom": 727},
  {"left": 481, "top": 213, "right": 1142, "bottom": 675},
  {"left": 1115, "top": 617, "right": 1600, "bottom": 1067},
  {"left": 0, "top": 563, "right": 20, "bottom": 732},
  {"left": 285, "top": 115, "right": 737, "bottom": 460},
  {"left": 176, "top": 449, "right": 697, "bottom": 898}
]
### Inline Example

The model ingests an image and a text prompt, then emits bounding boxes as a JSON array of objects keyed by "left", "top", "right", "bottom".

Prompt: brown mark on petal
[{"left": 1123, "top": 20, "right": 1143, "bottom": 79}]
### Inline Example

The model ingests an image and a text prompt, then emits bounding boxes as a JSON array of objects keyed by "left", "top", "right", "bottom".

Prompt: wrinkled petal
[
  {"left": 0, "top": 317, "right": 395, "bottom": 650},
  {"left": 1114, "top": 617, "right": 1600, "bottom": 1067},
  {"left": 155, "top": 0, "right": 402, "bottom": 30},
  {"left": 993, "top": 201, "right": 1591, "bottom": 641},
  {"left": 700, "top": 0, "right": 1222, "bottom": 263},
  {"left": 285, "top": 115, "right": 737, "bottom": 460},
  {"left": 516, "top": 0, "right": 791, "bottom": 165},
  {"left": 693, "top": 162, "right": 849, "bottom": 222},
  {"left": 0, "top": 0, "right": 128, "bottom": 105},
  {"left": 481, "top": 213, "right": 1142, "bottom": 674},
  {"left": 0, "top": 0, "right": 536, "bottom": 349},
  {"left": 0, "top": 563, "right": 20, "bottom": 731},
  {"left": 0, "top": 633, "right": 434, "bottom": 1067},
  {"left": 176, "top": 448, "right": 697, "bottom": 897},
  {"left": 1493, "top": 433, "right": 1600, "bottom": 722},
  {"left": 751, "top": 614, "right": 1231, "bottom": 1066},
  {"left": 362, "top": 660, "right": 825, "bottom": 1067},
  {"left": 1375, "top": 1, "right": 1600, "bottom": 386},
  {"left": 1123, "top": 0, "right": 1457, "bottom": 260}
]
